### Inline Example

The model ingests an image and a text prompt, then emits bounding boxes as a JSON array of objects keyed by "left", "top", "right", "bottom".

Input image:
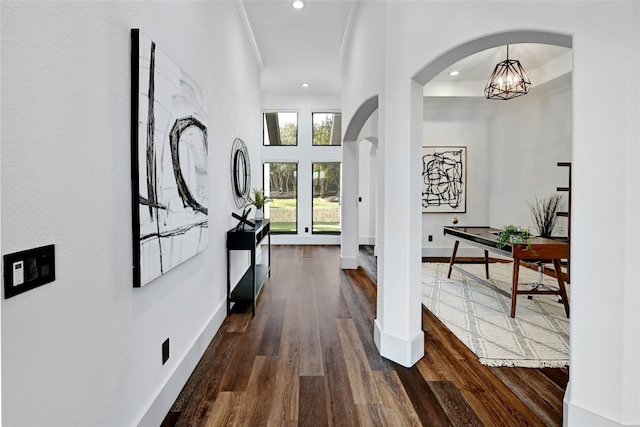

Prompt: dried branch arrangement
[{"left": 528, "top": 194, "right": 565, "bottom": 238}]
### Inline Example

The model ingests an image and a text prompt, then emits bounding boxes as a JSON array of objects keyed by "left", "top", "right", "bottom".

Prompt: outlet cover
[{"left": 162, "top": 338, "right": 170, "bottom": 365}]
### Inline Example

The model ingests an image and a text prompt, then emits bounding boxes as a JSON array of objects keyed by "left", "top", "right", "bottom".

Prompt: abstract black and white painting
[
  {"left": 422, "top": 146, "right": 466, "bottom": 213},
  {"left": 131, "top": 29, "right": 208, "bottom": 287}
]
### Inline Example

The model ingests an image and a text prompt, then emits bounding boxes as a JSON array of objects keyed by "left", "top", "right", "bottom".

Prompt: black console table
[{"left": 226, "top": 219, "right": 271, "bottom": 315}]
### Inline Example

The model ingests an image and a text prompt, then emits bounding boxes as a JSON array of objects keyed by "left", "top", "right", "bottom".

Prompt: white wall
[
  {"left": 422, "top": 98, "right": 492, "bottom": 256},
  {"left": 340, "top": 2, "right": 386, "bottom": 132},
  {"left": 1, "top": 2, "right": 261, "bottom": 426},
  {"left": 342, "top": 1, "right": 639, "bottom": 425},
  {"left": 261, "top": 92, "right": 342, "bottom": 245},
  {"left": 358, "top": 139, "right": 376, "bottom": 245},
  {"left": 488, "top": 82, "right": 572, "bottom": 230}
]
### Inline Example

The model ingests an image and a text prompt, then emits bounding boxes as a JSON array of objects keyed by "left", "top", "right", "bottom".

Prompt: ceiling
[
  {"left": 240, "top": 1, "right": 571, "bottom": 95},
  {"left": 240, "top": 0, "right": 356, "bottom": 93},
  {"left": 432, "top": 44, "right": 571, "bottom": 82}
]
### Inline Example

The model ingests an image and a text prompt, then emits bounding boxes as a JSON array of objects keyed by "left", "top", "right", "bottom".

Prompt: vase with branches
[{"left": 528, "top": 194, "right": 565, "bottom": 238}]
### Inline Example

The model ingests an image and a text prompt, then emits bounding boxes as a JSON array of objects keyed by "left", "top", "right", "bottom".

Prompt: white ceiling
[
  {"left": 433, "top": 44, "right": 571, "bottom": 82},
  {"left": 240, "top": 1, "right": 571, "bottom": 95},
  {"left": 241, "top": 0, "right": 356, "bottom": 93}
]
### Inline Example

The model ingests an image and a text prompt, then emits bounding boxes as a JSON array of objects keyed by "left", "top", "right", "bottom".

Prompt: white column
[
  {"left": 340, "top": 140, "right": 359, "bottom": 269},
  {"left": 373, "top": 80, "right": 424, "bottom": 367}
]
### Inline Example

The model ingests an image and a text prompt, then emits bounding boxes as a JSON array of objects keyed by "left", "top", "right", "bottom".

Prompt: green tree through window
[
  {"left": 312, "top": 113, "right": 342, "bottom": 146},
  {"left": 263, "top": 112, "right": 297, "bottom": 146},
  {"left": 313, "top": 162, "right": 341, "bottom": 233},
  {"left": 264, "top": 162, "right": 298, "bottom": 233}
]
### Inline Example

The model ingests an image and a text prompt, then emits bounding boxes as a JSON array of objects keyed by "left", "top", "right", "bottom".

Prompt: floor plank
[
  {"left": 394, "top": 364, "right": 453, "bottom": 426},
  {"left": 298, "top": 376, "right": 329, "bottom": 426},
  {"left": 322, "top": 347, "right": 360, "bottom": 427}
]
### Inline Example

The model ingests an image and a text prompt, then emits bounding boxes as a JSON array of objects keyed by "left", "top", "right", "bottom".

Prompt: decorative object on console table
[
  {"left": 227, "top": 219, "right": 271, "bottom": 316},
  {"left": 232, "top": 208, "right": 254, "bottom": 231},
  {"left": 422, "top": 146, "right": 466, "bottom": 213},
  {"left": 130, "top": 28, "right": 209, "bottom": 287},
  {"left": 246, "top": 187, "right": 271, "bottom": 221}
]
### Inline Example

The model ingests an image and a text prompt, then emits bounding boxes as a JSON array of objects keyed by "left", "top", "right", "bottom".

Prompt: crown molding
[
  {"left": 338, "top": 1, "right": 359, "bottom": 61},
  {"left": 235, "top": 0, "right": 265, "bottom": 70}
]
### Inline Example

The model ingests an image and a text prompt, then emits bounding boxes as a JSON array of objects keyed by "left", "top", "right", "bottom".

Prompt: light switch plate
[{"left": 4, "top": 244, "right": 55, "bottom": 298}]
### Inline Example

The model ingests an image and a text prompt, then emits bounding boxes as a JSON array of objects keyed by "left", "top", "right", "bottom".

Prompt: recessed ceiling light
[
  {"left": 301, "top": 83, "right": 309, "bottom": 87},
  {"left": 449, "top": 70, "right": 460, "bottom": 76},
  {"left": 292, "top": 0, "right": 305, "bottom": 9}
]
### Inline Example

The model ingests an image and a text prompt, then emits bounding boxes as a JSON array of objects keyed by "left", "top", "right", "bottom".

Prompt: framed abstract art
[
  {"left": 422, "top": 146, "right": 466, "bottom": 213},
  {"left": 131, "top": 29, "right": 209, "bottom": 287}
]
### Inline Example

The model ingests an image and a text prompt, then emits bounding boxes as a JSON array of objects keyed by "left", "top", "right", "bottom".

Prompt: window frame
[
  {"left": 312, "top": 111, "right": 342, "bottom": 146},
  {"left": 311, "top": 161, "right": 341, "bottom": 235},
  {"left": 263, "top": 111, "right": 299, "bottom": 146},
  {"left": 263, "top": 161, "right": 299, "bottom": 234}
]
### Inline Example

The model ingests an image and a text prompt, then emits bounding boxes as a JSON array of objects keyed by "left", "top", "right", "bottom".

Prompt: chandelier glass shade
[{"left": 484, "top": 45, "right": 531, "bottom": 100}]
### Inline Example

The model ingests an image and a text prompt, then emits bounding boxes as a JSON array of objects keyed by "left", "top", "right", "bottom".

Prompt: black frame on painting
[
  {"left": 131, "top": 29, "right": 142, "bottom": 287},
  {"left": 421, "top": 146, "right": 467, "bottom": 213}
]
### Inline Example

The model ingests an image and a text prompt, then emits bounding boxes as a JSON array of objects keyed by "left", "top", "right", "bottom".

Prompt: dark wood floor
[{"left": 162, "top": 245, "right": 567, "bottom": 426}]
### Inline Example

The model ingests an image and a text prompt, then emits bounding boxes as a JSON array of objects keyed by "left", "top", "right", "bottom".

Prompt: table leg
[
  {"left": 448, "top": 240, "right": 460, "bottom": 279},
  {"left": 484, "top": 250, "right": 490, "bottom": 279},
  {"left": 511, "top": 260, "right": 520, "bottom": 318},
  {"left": 553, "top": 258, "right": 570, "bottom": 318}
]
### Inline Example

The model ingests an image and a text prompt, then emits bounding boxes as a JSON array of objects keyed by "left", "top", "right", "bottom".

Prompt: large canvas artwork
[
  {"left": 131, "top": 29, "right": 209, "bottom": 287},
  {"left": 422, "top": 146, "right": 466, "bottom": 213}
]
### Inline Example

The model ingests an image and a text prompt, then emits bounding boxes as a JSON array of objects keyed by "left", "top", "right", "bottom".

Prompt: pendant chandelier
[{"left": 484, "top": 45, "right": 531, "bottom": 100}]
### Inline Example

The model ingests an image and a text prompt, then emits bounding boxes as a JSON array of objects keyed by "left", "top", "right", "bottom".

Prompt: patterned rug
[{"left": 421, "top": 262, "right": 570, "bottom": 368}]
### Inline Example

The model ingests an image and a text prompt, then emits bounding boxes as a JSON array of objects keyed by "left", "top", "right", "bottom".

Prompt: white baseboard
[
  {"left": 270, "top": 235, "right": 341, "bottom": 245},
  {"left": 374, "top": 319, "right": 424, "bottom": 367},
  {"left": 422, "top": 246, "right": 480, "bottom": 258},
  {"left": 564, "top": 383, "right": 639, "bottom": 426},
  {"left": 136, "top": 300, "right": 227, "bottom": 427},
  {"left": 421, "top": 246, "right": 511, "bottom": 260},
  {"left": 340, "top": 256, "right": 358, "bottom": 269}
]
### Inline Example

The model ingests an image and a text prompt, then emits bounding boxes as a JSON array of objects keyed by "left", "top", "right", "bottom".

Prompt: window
[
  {"left": 312, "top": 112, "right": 342, "bottom": 146},
  {"left": 312, "top": 162, "right": 341, "bottom": 234},
  {"left": 264, "top": 162, "right": 298, "bottom": 233},
  {"left": 263, "top": 112, "right": 298, "bottom": 146}
]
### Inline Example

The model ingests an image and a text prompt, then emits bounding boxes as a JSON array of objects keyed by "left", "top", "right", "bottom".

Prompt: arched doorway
[{"left": 340, "top": 95, "right": 378, "bottom": 269}]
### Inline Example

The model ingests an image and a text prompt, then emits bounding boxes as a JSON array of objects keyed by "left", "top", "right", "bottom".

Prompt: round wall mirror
[
  {"left": 231, "top": 138, "right": 251, "bottom": 208},
  {"left": 234, "top": 150, "right": 247, "bottom": 196}
]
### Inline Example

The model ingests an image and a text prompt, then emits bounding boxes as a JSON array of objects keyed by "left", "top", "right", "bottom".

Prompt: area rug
[{"left": 421, "top": 262, "right": 570, "bottom": 368}]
